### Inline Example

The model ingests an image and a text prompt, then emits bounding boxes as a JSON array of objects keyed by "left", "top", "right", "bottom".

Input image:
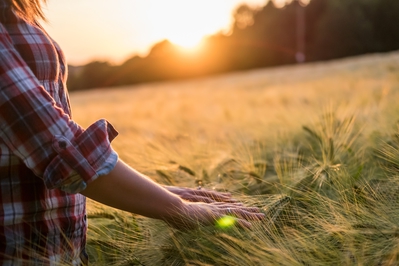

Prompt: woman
[{"left": 0, "top": 0, "right": 264, "bottom": 264}]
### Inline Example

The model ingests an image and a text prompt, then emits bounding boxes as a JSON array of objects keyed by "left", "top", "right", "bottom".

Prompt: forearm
[
  {"left": 80, "top": 159, "right": 185, "bottom": 221},
  {"left": 80, "top": 159, "right": 265, "bottom": 229}
]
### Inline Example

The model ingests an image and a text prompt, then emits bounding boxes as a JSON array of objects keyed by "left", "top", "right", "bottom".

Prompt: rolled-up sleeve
[
  {"left": 44, "top": 120, "right": 118, "bottom": 193},
  {"left": 0, "top": 23, "right": 118, "bottom": 194}
]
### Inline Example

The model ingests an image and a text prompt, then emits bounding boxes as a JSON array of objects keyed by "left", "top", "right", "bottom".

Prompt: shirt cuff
[{"left": 43, "top": 119, "right": 119, "bottom": 194}]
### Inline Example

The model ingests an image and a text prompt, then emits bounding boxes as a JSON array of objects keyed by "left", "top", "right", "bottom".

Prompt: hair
[{"left": 9, "top": 0, "right": 47, "bottom": 22}]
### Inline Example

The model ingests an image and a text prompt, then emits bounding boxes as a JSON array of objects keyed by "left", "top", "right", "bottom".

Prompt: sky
[{"left": 42, "top": 0, "right": 278, "bottom": 66}]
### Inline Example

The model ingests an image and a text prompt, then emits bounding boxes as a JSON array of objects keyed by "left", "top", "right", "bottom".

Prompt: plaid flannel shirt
[{"left": 0, "top": 1, "right": 119, "bottom": 264}]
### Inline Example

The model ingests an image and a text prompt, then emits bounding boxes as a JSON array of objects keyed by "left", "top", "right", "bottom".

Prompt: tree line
[{"left": 67, "top": 0, "right": 399, "bottom": 91}]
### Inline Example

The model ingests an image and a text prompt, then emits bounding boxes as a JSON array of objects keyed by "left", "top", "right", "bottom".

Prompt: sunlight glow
[
  {"left": 168, "top": 34, "right": 204, "bottom": 51},
  {"left": 216, "top": 215, "right": 236, "bottom": 229},
  {"left": 43, "top": 0, "right": 267, "bottom": 65},
  {"left": 143, "top": 1, "right": 234, "bottom": 49},
  {"left": 171, "top": 38, "right": 205, "bottom": 54}
]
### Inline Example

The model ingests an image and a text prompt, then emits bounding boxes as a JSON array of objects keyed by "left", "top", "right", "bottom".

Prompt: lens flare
[{"left": 216, "top": 215, "right": 236, "bottom": 229}]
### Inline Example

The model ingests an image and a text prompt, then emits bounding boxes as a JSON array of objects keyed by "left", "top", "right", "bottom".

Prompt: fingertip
[
  {"left": 256, "top": 213, "right": 266, "bottom": 220},
  {"left": 238, "top": 219, "right": 252, "bottom": 230}
]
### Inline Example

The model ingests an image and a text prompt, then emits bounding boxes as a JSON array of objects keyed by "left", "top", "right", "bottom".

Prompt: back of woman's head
[{"left": 9, "top": 0, "right": 47, "bottom": 22}]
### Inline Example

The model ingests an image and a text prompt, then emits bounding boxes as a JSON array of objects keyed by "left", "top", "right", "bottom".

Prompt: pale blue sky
[{"left": 42, "top": 0, "right": 277, "bottom": 65}]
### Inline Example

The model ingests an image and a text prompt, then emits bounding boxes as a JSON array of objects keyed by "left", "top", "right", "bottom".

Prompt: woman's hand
[
  {"left": 164, "top": 200, "right": 265, "bottom": 230},
  {"left": 164, "top": 185, "right": 239, "bottom": 203},
  {"left": 163, "top": 186, "right": 265, "bottom": 229}
]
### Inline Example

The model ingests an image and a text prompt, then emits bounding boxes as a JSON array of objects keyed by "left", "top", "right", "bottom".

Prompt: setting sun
[
  {"left": 43, "top": 0, "right": 266, "bottom": 65},
  {"left": 167, "top": 34, "right": 204, "bottom": 51},
  {"left": 171, "top": 40, "right": 205, "bottom": 55},
  {"left": 143, "top": 1, "right": 239, "bottom": 50}
]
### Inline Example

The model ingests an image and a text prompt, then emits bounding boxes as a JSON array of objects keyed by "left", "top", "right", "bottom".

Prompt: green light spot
[{"left": 216, "top": 215, "right": 236, "bottom": 229}]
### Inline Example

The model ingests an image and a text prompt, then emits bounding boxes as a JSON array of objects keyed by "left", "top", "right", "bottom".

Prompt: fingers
[
  {"left": 180, "top": 194, "right": 238, "bottom": 203},
  {"left": 193, "top": 189, "right": 238, "bottom": 203},
  {"left": 203, "top": 202, "right": 264, "bottom": 221},
  {"left": 213, "top": 204, "right": 264, "bottom": 229},
  {"left": 166, "top": 186, "right": 238, "bottom": 203},
  {"left": 223, "top": 206, "right": 265, "bottom": 220},
  {"left": 194, "top": 189, "right": 231, "bottom": 198},
  {"left": 183, "top": 195, "right": 215, "bottom": 203},
  {"left": 166, "top": 194, "right": 265, "bottom": 231},
  {"left": 184, "top": 190, "right": 239, "bottom": 203},
  {"left": 212, "top": 202, "right": 244, "bottom": 206},
  {"left": 235, "top": 218, "right": 252, "bottom": 229},
  {"left": 213, "top": 205, "right": 264, "bottom": 230}
]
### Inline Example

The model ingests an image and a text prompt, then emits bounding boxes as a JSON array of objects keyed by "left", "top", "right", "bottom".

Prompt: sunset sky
[{"left": 42, "top": 0, "right": 284, "bottom": 66}]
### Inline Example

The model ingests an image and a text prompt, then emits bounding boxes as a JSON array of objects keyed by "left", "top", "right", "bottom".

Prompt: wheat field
[{"left": 70, "top": 51, "right": 399, "bottom": 265}]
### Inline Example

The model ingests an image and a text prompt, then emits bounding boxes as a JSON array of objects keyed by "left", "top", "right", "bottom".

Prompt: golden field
[{"left": 70, "top": 51, "right": 399, "bottom": 265}]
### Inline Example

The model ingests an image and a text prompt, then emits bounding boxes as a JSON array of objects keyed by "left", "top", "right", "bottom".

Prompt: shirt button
[{"left": 58, "top": 140, "right": 67, "bottom": 149}]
